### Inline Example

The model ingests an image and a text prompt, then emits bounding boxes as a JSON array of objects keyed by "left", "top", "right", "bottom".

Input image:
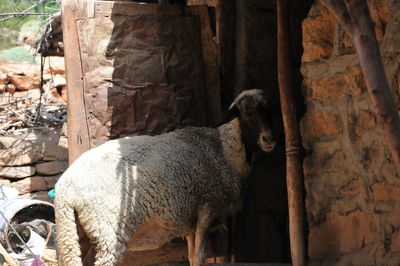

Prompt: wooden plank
[
  {"left": 62, "top": 0, "right": 91, "bottom": 164},
  {"left": 187, "top": 0, "right": 218, "bottom": 7},
  {"left": 187, "top": 5, "right": 221, "bottom": 125},
  {"left": 216, "top": 0, "right": 235, "bottom": 109},
  {"left": 93, "top": 1, "right": 183, "bottom": 16},
  {"left": 86, "top": 0, "right": 95, "bottom": 18}
]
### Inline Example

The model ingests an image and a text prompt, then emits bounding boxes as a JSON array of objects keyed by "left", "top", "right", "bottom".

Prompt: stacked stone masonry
[
  {"left": 301, "top": 0, "right": 400, "bottom": 264},
  {"left": 0, "top": 127, "right": 68, "bottom": 202}
]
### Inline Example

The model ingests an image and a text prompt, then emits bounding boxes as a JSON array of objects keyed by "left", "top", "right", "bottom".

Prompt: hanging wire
[{"left": 34, "top": 54, "right": 46, "bottom": 126}]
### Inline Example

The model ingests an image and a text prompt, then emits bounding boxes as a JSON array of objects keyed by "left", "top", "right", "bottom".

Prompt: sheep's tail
[{"left": 55, "top": 196, "right": 83, "bottom": 266}]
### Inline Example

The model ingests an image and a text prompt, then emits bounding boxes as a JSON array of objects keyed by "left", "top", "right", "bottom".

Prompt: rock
[
  {"left": 18, "top": 191, "right": 52, "bottom": 203},
  {"left": 45, "top": 56, "right": 65, "bottom": 75},
  {"left": 302, "top": 3, "right": 336, "bottom": 63},
  {"left": 52, "top": 74, "right": 66, "bottom": 88},
  {"left": 304, "top": 66, "right": 366, "bottom": 101},
  {"left": 6, "top": 84, "right": 16, "bottom": 94},
  {"left": 304, "top": 150, "right": 345, "bottom": 177},
  {"left": 10, "top": 175, "right": 60, "bottom": 194},
  {"left": 0, "top": 130, "right": 65, "bottom": 166},
  {"left": 59, "top": 135, "right": 68, "bottom": 148},
  {"left": 43, "top": 143, "right": 68, "bottom": 162},
  {"left": 390, "top": 230, "right": 400, "bottom": 252},
  {"left": 301, "top": 111, "right": 343, "bottom": 139},
  {"left": 49, "top": 87, "right": 67, "bottom": 104},
  {"left": 367, "top": 0, "right": 390, "bottom": 42},
  {"left": 0, "top": 178, "right": 11, "bottom": 186},
  {"left": 0, "top": 136, "right": 43, "bottom": 166},
  {"left": 8, "top": 74, "right": 40, "bottom": 91},
  {"left": 355, "top": 109, "right": 377, "bottom": 137},
  {"left": 308, "top": 211, "right": 379, "bottom": 259},
  {"left": 16, "top": 88, "right": 42, "bottom": 102},
  {"left": 60, "top": 86, "right": 67, "bottom": 103},
  {"left": 0, "top": 73, "right": 8, "bottom": 85},
  {"left": 339, "top": 179, "right": 362, "bottom": 196},
  {"left": 42, "top": 73, "right": 52, "bottom": 81},
  {"left": 0, "top": 61, "right": 40, "bottom": 75},
  {"left": 0, "top": 166, "right": 35, "bottom": 178},
  {"left": 42, "top": 131, "right": 68, "bottom": 161},
  {"left": 61, "top": 123, "right": 68, "bottom": 137},
  {"left": 372, "top": 182, "right": 400, "bottom": 201},
  {"left": 35, "top": 161, "right": 68, "bottom": 176}
]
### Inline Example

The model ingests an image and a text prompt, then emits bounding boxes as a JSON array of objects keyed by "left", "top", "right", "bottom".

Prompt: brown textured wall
[{"left": 301, "top": 0, "right": 400, "bottom": 264}]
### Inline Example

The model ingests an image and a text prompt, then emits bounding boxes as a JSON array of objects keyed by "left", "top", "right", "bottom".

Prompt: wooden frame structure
[
  {"left": 62, "top": 0, "right": 223, "bottom": 264},
  {"left": 63, "top": 0, "right": 221, "bottom": 164}
]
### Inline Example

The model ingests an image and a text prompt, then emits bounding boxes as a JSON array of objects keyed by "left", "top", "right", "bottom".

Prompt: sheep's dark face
[{"left": 234, "top": 90, "right": 276, "bottom": 154}]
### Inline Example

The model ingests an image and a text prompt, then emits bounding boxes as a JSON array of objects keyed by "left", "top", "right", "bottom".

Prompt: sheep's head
[{"left": 230, "top": 89, "right": 276, "bottom": 154}]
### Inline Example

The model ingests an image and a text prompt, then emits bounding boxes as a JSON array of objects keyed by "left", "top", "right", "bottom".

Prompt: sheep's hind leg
[
  {"left": 78, "top": 211, "right": 129, "bottom": 266},
  {"left": 186, "top": 231, "right": 195, "bottom": 265},
  {"left": 93, "top": 233, "right": 127, "bottom": 266},
  {"left": 192, "top": 209, "right": 212, "bottom": 266}
]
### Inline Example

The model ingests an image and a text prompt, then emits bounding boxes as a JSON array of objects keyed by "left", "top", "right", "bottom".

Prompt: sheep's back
[{"left": 56, "top": 126, "right": 241, "bottom": 229}]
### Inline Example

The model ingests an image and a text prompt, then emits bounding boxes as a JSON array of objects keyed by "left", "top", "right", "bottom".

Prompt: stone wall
[
  {"left": 0, "top": 127, "right": 68, "bottom": 202},
  {"left": 301, "top": 0, "right": 400, "bottom": 264}
]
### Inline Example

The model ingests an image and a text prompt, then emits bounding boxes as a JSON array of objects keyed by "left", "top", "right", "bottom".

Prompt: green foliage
[
  {"left": 0, "top": 0, "right": 60, "bottom": 49},
  {"left": 0, "top": 46, "right": 37, "bottom": 64},
  {"left": 20, "top": 19, "right": 42, "bottom": 33},
  {"left": 0, "top": 28, "right": 18, "bottom": 50}
]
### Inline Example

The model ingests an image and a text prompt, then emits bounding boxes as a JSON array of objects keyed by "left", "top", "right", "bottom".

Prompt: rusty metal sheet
[{"left": 76, "top": 13, "right": 207, "bottom": 147}]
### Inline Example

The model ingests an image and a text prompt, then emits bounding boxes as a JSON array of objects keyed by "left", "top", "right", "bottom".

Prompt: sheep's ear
[{"left": 211, "top": 104, "right": 240, "bottom": 128}]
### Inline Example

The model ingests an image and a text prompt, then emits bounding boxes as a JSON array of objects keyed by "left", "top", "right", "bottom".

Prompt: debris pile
[
  {"left": 0, "top": 57, "right": 67, "bottom": 135},
  {"left": 0, "top": 19, "right": 68, "bottom": 263}
]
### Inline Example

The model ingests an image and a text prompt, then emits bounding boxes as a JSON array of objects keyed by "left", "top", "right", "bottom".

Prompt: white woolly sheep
[{"left": 55, "top": 89, "right": 276, "bottom": 266}]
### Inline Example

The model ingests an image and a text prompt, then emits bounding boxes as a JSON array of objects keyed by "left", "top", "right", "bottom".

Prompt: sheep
[{"left": 55, "top": 89, "right": 276, "bottom": 266}]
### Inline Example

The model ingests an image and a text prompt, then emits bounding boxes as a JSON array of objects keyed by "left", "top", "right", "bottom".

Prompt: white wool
[{"left": 55, "top": 89, "right": 268, "bottom": 266}]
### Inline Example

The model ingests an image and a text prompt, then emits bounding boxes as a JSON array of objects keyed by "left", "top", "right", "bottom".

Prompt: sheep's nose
[{"left": 262, "top": 134, "right": 274, "bottom": 144}]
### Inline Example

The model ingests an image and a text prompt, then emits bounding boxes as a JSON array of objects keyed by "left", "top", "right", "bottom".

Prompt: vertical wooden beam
[
  {"left": 188, "top": 5, "right": 221, "bottom": 125},
  {"left": 217, "top": 0, "right": 236, "bottom": 109},
  {"left": 277, "top": 0, "right": 306, "bottom": 265},
  {"left": 62, "top": 0, "right": 91, "bottom": 164}
]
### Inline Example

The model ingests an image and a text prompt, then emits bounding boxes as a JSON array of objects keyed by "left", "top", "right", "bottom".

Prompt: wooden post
[
  {"left": 319, "top": 0, "right": 400, "bottom": 174},
  {"left": 62, "top": 0, "right": 91, "bottom": 164},
  {"left": 277, "top": 0, "right": 306, "bottom": 265}
]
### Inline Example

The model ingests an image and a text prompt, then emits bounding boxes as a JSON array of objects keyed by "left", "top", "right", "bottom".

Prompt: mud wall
[{"left": 301, "top": 0, "right": 400, "bottom": 264}]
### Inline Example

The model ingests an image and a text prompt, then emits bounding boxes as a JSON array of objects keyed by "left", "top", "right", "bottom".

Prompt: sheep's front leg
[{"left": 192, "top": 209, "right": 212, "bottom": 266}]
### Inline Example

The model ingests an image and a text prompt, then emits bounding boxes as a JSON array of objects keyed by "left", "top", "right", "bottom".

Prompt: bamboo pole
[
  {"left": 277, "top": 0, "right": 306, "bottom": 265},
  {"left": 319, "top": 0, "right": 400, "bottom": 175}
]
